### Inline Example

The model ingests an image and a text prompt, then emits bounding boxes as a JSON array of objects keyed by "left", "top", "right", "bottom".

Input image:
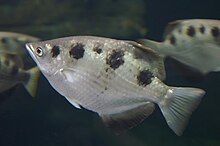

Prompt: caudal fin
[
  {"left": 24, "top": 67, "right": 40, "bottom": 97},
  {"left": 159, "top": 87, "right": 205, "bottom": 136}
]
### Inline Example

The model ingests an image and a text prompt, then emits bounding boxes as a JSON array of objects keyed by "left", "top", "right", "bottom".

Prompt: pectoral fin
[
  {"left": 100, "top": 101, "right": 155, "bottom": 134},
  {"left": 60, "top": 68, "right": 81, "bottom": 109}
]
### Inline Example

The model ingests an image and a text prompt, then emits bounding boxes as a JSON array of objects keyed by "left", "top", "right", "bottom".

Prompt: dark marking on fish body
[
  {"left": 178, "top": 29, "right": 182, "bottom": 33},
  {"left": 69, "top": 43, "right": 85, "bottom": 59},
  {"left": 199, "top": 25, "right": 205, "bottom": 34},
  {"left": 106, "top": 49, "right": 124, "bottom": 70},
  {"left": 1, "top": 37, "right": 9, "bottom": 44},
  {"left": 93, "top": 46, "right": 103, "bottom": 54},
  {"left": 51, "top": 46, "right": 60, "bottom": 58},
  {"left": 170, "top": 35, "right": 176, "bottom": 45},
  {"left": 211, "top": 27, "right": 219, "bottom": 38},
  {"left": 187, "top": 26, "right": 196, "bottom": 37},
  {"left": 137, "top": 70, "right": 154, "bottom": 86}
]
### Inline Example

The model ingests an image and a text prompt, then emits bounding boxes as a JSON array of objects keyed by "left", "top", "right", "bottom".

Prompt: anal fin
[{"left": 100, "top": 101, "right": 155, "bottom": 134}]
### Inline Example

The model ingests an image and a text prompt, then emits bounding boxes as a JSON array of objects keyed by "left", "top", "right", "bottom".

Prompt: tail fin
[
  {"left": 158, "top": 87, "right": 205, "bottom": 136},
  {"left": 23, "top": 67, "right": 40, "bottom": 97}
]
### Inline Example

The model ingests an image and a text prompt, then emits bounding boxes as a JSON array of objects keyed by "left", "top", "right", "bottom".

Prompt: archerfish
[
  {"left": 25, "top": 36, "right": 205, "bottom": 135},
  {"left": 0, "top": 52, "right": 40, "bottom": 97},
  {"left": 0, "top": 31, "right": 40, "bottom": 69},
  {"left": 138, "top": 19, "right": 220, "bottom": 74}
]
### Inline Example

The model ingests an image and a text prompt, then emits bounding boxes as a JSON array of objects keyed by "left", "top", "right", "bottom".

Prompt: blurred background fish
[
  {"left": 0, "top": 32, "right": 41, "bottom": 103},
  {"left": 0, "top": 52, "right": 40, "bottom": 97},
  {"left": 139, "top": 19, "right": 220, "bottom": 75},
  {"left": 0, "top": 32, "right": 40, "bottom": 69}
]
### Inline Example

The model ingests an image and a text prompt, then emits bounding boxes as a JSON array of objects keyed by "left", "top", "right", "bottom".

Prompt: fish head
[{"left": 25, "top": 40, "right": 64, "bottom": 75}]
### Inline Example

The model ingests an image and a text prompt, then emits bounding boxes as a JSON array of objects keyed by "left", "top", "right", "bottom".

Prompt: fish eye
[{"left": 36, "top": 47, "right": 44, "bottom": 57}]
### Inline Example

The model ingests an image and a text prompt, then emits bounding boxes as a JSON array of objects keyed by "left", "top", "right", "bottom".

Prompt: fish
[
  {"left": 0, "top": 31, "right": 41, "bottom": 69},
  {"left": 25, "top": 36, "right": 205, "bottom": 135},
  {"left": 0, "top": 52, "right": 40, "bottom": 97},
  {"left": 138, "top": 19, "right": 220, "bottom": 74}
]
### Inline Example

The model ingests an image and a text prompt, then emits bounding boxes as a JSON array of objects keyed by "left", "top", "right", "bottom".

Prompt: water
[{"left": 0, "top": 0, "right": 219, "bottom": 145}]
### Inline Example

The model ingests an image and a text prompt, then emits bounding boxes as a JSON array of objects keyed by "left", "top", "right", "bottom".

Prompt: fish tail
[
  {"left": 23, "top": 67, "right": 40, "bottom": 97},
  {"left": 158, "top": 87, "right": 205, "bottom": 136}
]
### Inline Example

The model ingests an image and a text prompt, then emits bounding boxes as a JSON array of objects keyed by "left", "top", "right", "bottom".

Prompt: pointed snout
[
  {"left": 25, "top": 43, "right": 37, "bottom": 62},
  {"left": 25, "top": 43, "right": 33, "bottom": 52}
]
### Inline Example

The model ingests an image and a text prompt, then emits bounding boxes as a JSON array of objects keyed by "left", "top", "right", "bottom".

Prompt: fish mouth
[{"left": 25, "top": 43, "right": 38, "bottom": 63}]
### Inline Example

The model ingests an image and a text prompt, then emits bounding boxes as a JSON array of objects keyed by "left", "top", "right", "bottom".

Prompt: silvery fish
[
  {"left": 0, "top": 52, "right": 40, "bottom": 97},
  {"left": 0, "top": 31, "right": 40, "bottom": 69},
  {"left": 138, "top": 19, "right": 220, "bottom": 74},
  {"left": 26, "top": 36, "right": 205, "bottom": 135}
]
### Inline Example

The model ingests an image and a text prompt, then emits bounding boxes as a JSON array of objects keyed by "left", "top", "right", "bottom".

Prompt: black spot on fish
[
  {"left": 211, "top": 27, "right": 219, "bottom": 38},
  {"left": 69, "top": 43, "right": 85, "bottom": 59},
  {"left": 170, "top": 35, "right": 176, "bottom": 45},
  {"left": 187, "top": 26, "right": 196, "bottom": 37},
  {"left": 51, "top": 45, "right": 60, "bottom": 58},
  {"left": 199, "top": 25, "right": 205, "bottom": 34},
  {"left": 137, "top": 70, "right": 154, "bottom": 86},
  {"left": 104, "top": 87, "right": 108, "bottom": 90},
  {"left": 178, "top": 29, "right": 182, "bottom": 33},
  {"left": 93, "top": 47, "right": 102, "bottom": 54},
  {"left": 106, "top": 50, "right": 124, "bottom": 70},
  {"left": 1, "top": 37, "right": 9, "bottom": 44}
]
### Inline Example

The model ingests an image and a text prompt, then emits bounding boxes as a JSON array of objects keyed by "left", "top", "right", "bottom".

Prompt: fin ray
[{"left": 159, "top": 87, "right": 205, "bottom": 135}]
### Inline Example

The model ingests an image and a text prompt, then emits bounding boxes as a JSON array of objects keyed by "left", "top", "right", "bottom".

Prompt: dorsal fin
[
  {"left": 0, "top": 31, "right": 40, "bottom": 42},
  {"left": 126, "top": 41, "right": 161, "bottom": 58},
  {"left": 126, "top": 41, "right": 166, "bottom": 80},
  {"left": 163, "top": 20, "right": 183, "bottom": 38}
]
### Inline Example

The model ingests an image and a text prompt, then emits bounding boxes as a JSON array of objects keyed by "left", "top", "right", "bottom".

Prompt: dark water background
[{"left": 0, "top": 0, "right": 219, "bottom": 146}]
